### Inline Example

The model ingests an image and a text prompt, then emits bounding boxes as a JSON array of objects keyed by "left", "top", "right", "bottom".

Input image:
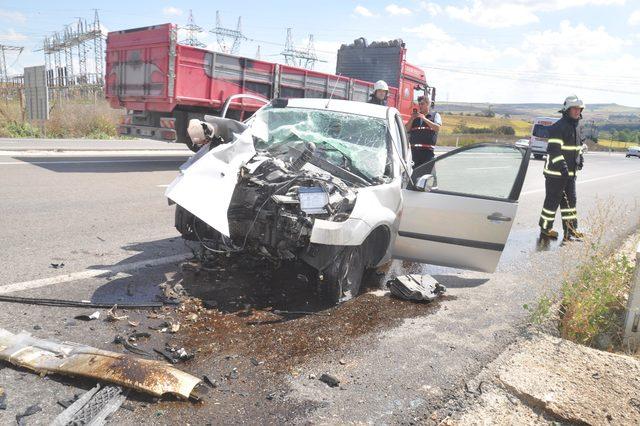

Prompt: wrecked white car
[{"left": 166, "top": 98, "right": 530, "bottom": 304}]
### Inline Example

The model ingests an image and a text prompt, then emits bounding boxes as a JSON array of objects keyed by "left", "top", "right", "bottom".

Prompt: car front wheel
[{"left": 319, "top": 245, "right": 366, "bottom": 305}]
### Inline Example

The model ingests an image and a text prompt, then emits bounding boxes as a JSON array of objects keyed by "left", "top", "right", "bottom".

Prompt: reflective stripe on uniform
[
  {"left": 561, "top": 145, "right": 581, "bottom": 151},
  {"left": 544, "top": 169, "right": 575, "bottom": 177},
  {"left": 548, "top": 138, "right": 563, "bottom": 145},
  {"left": 551, "top": 155, "right": 565, "bottom": 164},
  {"left": 562, "top": 215, "right": 577, "bottom": 220},
  {"left": 560, "top": 208, "right": 576, "bottom": 213},
  {"left": 540, "top": 213, "right": 555, "bottom": 221},
  {"left": 542, "top": 207, "right": 556, "bottom": 215}
]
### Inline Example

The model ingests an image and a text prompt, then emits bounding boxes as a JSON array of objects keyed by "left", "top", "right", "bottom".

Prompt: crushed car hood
[{"left": 165, "top": 129, "right": 256, "bottom": 237}]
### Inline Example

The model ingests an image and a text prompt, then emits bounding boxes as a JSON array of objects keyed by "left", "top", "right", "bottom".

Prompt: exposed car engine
[{"left": 176, "top": 142, "right": 357, "bottom": 263}]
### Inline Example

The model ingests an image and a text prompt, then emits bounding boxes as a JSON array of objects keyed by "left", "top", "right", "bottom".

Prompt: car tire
[
  {"left": 533, "top": 154, "right": 543, "bottom": 160},
  {"left": 319, "top": 245, "right": 366, "bottom": 305}
]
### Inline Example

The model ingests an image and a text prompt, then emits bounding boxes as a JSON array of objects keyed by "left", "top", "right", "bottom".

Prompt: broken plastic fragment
[
  {"left": 74, "top": 311, "right": 100, "bottom": 321},
  {"left": 386, "top": 274, "right": 446, "bottom": 302},
  {"left": 0, "top": 328, "right": 201, "bottom": 398}
]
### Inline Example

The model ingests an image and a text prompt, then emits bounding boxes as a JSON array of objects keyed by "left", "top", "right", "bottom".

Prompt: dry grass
[
  {"left": 0, "top": 98, "right": 121, "bottom": 139},
  {"left": 440, "top": 114, "right": 532, "bottom": 137},
  {"left": 526, "top": 200, "right": 639, "bottom": 350}
]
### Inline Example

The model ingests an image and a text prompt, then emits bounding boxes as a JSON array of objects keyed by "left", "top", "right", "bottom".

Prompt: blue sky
[{"left": 1, "top": 1, "right": 639, "bottom": 106}]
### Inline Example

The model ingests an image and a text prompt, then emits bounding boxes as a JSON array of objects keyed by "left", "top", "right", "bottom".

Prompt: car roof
[{"left": 283, "top": 98, "right": 390, "bottom": 119}]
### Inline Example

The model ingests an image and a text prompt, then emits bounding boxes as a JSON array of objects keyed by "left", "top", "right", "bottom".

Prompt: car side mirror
[{"left": 415, "top": 174, "right": 435, "bottom": 191}]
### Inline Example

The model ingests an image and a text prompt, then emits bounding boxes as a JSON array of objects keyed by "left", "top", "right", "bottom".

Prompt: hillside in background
[{"left": 436, "top": 102, "right": 640, "bottom": 122}]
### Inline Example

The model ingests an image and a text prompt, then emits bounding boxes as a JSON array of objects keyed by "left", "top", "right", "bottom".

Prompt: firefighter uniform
[
  {"left": 409, "top": 111, "right": 442, "bottom": 166},
  {"left": 539, "top": 97, "right": 585, "bottom": 240}
]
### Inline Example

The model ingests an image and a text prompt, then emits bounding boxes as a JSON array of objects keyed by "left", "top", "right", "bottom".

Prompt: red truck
[{"left": 105, "top": 24, "right": 435, "bottom": 150}]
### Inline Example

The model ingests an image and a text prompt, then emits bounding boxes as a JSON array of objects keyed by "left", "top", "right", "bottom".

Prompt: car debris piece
[
  {"left": 319, "top": 373, "right": 340, "bottom": 388},
  {"left": 16, "top": 404, "right": 42, "bottom": 425},
  {"left": 51, "top": 384, "right": 127, "bottom": 426},
  {"left": 107, "top": 305, "right": 128, "bottom": 322},
  {"left": 113, "top": 335, "right": 154, "bottom": 358},
  {"left": 0, "top": 328, "right": 201, "bottom": 399},
  {"left": 386, "top": 274, "right": 446, "bottom": 302},
  {"left": 74, "top": 311, "right": 100, "bottom": 321},
  {"left": 0, "top": 295, "right": 162, "bottom": 309},
  {"left": 50, "top": 262, "right": 65, "bottom": 269}
]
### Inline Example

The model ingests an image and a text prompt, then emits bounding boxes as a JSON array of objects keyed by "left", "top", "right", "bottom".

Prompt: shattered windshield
[{"left": 250, "top": 106, "right": 390, "bottom": 181}]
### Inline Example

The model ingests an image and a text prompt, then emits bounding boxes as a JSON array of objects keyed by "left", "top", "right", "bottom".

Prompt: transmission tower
[
  {"left": 41, "top": 10, "right": 105, "bottom": 94},
  {"left": 281, "top": 28, "right": 324, "bottom": 70},
  {"left": 0, "top": 45, "right": 24, "bottom": 82},
  {"left": 211, "top": 11, "right": 246, "bottom": 54},
  {"left": 181, "top": 9, "right": 205, "bottom": 47}
]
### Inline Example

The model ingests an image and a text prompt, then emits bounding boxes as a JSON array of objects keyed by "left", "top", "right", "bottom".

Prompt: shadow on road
[{"left": 12, "top": 156, "right": 186, "bottom": 173}]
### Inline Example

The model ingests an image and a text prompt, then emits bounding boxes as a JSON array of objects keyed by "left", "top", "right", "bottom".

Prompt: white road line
[
  {"left": 157, "top": 184, "right": 169, "bottom": 188},
  {"left": 0, "top": 159, "right": 183, "bottom": 166},
  {"left": 521, "top": 169, "right": 640, "bottom": 196},
  {"left": 0, "top": 253, "right": 191, "bottom": 295}
]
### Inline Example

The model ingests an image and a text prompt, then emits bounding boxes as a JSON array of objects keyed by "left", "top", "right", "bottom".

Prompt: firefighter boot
[
  {"left": 563, "top": 222, "right": 584, "bottom": 241},
  {"left": 540, "top": 228, "right": 559, "bottom": 239}
]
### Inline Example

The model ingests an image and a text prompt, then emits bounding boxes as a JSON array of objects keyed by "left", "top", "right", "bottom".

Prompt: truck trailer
[{"left": 105, "top": 24, "right": 435, "bottom": 150}]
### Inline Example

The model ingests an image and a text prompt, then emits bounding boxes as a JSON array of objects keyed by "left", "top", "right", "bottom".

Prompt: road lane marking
[
  {"left": 0, "top": 253, "right": 191, "bottom": 295},
  {"left": 0, "top": 159, "right": 184, "bottom": 166},
  {"left": 157, "top": 184, "right": 169, "bottom": 188},
  {"left": 521, "top": 169, "right": 640, "bottom": 196}
]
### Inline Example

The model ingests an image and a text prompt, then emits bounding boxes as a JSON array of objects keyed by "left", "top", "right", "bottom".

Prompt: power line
[{"left": 422, "top": 65, "right": 640, "bottom": 96}]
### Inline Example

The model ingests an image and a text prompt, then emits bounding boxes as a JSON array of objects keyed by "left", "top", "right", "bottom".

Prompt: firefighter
[
  {"left": 368, "top": 80, "right": 389, "bottom": 105},
  {"left": 539, "top": 95, "right": 586, "bottom": 241},
  {"left": 405, "top": 95, "right": 441, "bottom": 167}
]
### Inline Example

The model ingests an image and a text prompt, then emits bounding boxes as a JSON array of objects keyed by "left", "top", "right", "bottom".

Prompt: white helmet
[
  {"left": 374, "top": 80, "right": 389, "bottom": 92},
  {"left": 562, "top": 95, "right": 585, "bottom": 111}
]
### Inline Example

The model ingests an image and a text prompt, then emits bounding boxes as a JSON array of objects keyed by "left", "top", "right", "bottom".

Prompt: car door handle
[{"left": 487, "top": 213, "right": 512, "bottom": 222}]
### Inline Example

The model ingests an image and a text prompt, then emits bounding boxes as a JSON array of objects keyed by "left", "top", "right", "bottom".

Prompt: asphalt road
[{"left": 0, "top": 140, "right": 639, "bottom": 425}]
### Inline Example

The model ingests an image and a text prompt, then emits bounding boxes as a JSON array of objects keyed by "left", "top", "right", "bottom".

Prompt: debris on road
[
  {"left": 387, "top": 274, "right": 447, "bottom": 302},
  {"left": 50, "top": 262, "right": 65, "bottom": 269},
  {"left": 113, "top": 335, "right": 154, "bottom": 358},
  {"left": 51, "top": 384, "right": 126, "bottom": 426},
  {"left": 0, "top": 294, "right": 162, "bottom": 309},
  {"left": 74, "top": 311, "right": 100, "bottom": 321},
  {"left": 153, "top": 346, "right": 194, "bottom": 364},
  {"left": 319, "top": 373, "right": 340, "bottom": 388},
  {"left": 106, "top": 305, "right": 128, "bottom": 322},
  {"left": 15, "top": 404, "right": 42, "bottom": 425},
  {"left": 0, "top": 328, "right": 201, "bottom": 398}
]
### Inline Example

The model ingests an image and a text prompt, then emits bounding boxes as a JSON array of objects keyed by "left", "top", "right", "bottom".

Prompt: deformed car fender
[{"left": 310, "top": 180, "right": 402, "bottom": 249}]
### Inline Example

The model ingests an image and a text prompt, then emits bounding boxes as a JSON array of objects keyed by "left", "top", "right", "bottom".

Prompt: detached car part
[{"left": 0, "top": 328, "right": 201, "bottom": 399}]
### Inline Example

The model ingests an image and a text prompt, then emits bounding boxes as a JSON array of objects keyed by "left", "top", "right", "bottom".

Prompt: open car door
[{"left": 392, "top": 143, "right": 530, "bottom": 272}]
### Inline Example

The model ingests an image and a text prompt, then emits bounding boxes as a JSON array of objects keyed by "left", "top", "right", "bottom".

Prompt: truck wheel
[{"left": 319, "top": 245, "right": 366, "bottom": 305}]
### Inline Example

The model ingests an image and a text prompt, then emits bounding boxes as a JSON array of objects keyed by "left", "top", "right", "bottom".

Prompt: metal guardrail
[{"left": 623, "top": 243, "right": 640, "bottom": 347}]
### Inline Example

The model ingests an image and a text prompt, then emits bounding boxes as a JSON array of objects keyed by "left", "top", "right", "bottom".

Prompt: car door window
[{"left": 413, "top": 144, "right": 526, "bottom": 200}]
